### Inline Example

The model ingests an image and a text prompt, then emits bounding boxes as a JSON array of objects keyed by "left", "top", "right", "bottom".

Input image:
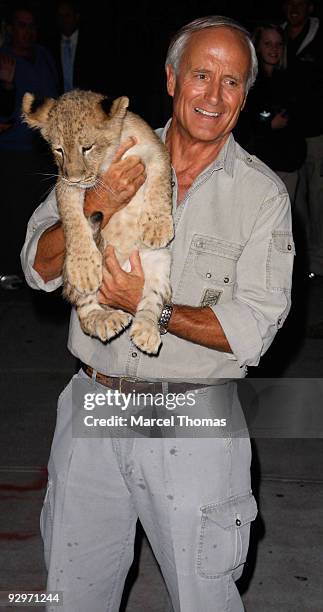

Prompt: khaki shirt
[{"left": 21, "top": 129, "right": 294, "bottom": 382}]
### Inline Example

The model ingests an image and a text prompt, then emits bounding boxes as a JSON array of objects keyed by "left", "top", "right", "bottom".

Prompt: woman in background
[{"left": 235, "top": 23, "right": 306, "bottom": 204}]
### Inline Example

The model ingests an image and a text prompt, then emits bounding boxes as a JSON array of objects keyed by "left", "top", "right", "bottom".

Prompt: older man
[{"left": 21, "top": 16, "right": 293, "bottom": 612}]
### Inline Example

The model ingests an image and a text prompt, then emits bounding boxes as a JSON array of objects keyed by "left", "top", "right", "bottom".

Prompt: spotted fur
[{"left": 22, "top": 90, "right": 173, "bottom": 354}]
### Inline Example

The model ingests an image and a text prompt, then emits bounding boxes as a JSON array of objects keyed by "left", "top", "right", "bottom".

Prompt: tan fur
[{"left": 22, "top": 90, "right": 173, "bottom": 354}]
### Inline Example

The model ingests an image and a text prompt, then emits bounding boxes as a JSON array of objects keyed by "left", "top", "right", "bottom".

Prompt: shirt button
[
  {"left": 224, "top": 277, "right": 230, "bottom": 283},
  {"left": 278, "top": 318, "right": 282, "bottom": 326},
  {"left": 287, "top": 244, "right": 292, "bottom": 251},
  {"left": 171, "top": 180, "right": 176, "bottom": 188},
  {"left": 206, "top": 272, "right": 212, "bottom": 279},
  {"left": 236, "top": 518, "right": 241, "bottom": 526},
  {"left": 131, "top": 352, "right": 138, "bottom": 358}
]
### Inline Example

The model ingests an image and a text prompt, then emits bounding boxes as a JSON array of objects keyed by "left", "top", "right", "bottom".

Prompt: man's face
[
  {"left": 57, "top": 2, "right": 79, "bottom": 37},
  {"left": 11, "top": 10, "right": 37, "bottom": 51},
  {"left": 285, "top": 0, "right": 311, "bottom": 28},
  {"left": 166, "top": 27, "right": 250, "bottom": 146}
]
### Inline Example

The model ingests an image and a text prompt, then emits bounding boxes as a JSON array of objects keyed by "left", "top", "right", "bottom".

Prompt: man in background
[
  {"left": 0, "top": 4, "right": 58, "bottom": 283},
  {"left": 48, "top": 0, "right": 100, "bottom": 93},
  {"left": 282, "top": 0, "right": 323, "bottom": 280}
]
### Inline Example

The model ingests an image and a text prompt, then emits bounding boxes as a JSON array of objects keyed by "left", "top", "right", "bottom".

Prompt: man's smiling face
[
  {"left": 166, "top": 26, "right": 250, "bottom": 146},
  {"left": 286, "top": 0, "right": 311, "bottom": 28}
]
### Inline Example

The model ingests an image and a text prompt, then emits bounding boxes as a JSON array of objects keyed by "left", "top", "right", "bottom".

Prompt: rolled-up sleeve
[
  {"left": 211, "top": 192, "right": 294, "bottom": 367},
  {"left": 20, "top": 190, "right": 63, "bottom": 292}
]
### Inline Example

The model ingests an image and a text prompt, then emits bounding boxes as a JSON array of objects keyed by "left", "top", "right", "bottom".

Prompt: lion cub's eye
[
  {"left": 54, "top": 147, "right": 64, "bottom": 156},
  {"left": 82, "top": 145, "right": 94, "bottom": 154}
]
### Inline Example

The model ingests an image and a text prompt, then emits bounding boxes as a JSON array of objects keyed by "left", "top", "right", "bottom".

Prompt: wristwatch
[{"left": 158, "top": 303, "right": 173, "bottom": 335}]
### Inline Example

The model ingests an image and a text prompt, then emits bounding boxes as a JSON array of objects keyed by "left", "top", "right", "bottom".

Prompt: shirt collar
[
  {"left": 62, "top": 29, "right": 79, "bottom": 45},
  {"left": 159, "top": 120, "right": 236, "bottom": 178}
]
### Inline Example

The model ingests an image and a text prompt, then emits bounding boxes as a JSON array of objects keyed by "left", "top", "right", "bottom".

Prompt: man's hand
[
  {"left": 98, "top": 245, "right": 144, "bottom": 315},
  {"left": 271, "top": 111, "right": 289, "bottom": 130},
  {"left": 0, "top": 54, "right": 16, "bottom": 89},
  {"left": 84, "top": 137, "right": 146, "bottom": 228}
]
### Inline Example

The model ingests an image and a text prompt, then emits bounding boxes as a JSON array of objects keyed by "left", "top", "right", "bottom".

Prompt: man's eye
[
  {"left": 196, "top": 73, "right": 207, "bottom": 80},
  {"left": 225, "top": 79, "right": 238, "bottom": 87}
]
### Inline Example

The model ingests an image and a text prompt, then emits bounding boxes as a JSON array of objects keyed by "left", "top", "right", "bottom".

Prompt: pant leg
[
  {"left": 41, "top": 373, "right": 138, "bottom": 612},
  {"left": 124, "top": 384, "right": 257, "bottom": 612}
]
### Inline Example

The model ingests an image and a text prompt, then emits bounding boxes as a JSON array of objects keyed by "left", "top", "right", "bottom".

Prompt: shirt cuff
[
  {"left": 211, "top": 300, "right": 264, "bottom": 367},
  {"left": 21, "top": 221, "right": 63, "bottom": 292}
]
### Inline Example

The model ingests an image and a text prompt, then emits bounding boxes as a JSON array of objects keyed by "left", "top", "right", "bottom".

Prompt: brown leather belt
[{"left": 81, "top": 363, "right": 204, "bottom": 394}]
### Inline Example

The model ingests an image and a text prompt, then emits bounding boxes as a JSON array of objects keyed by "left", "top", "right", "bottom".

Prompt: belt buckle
[{"left": 119, "top": 376, "right": 138, "bottom": 394}]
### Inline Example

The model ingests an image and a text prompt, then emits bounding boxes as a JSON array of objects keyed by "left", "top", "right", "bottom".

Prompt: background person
[
  {"left": 46, "top": 0, "right": 102, "bottom": 94},
  {"left": 282, "top": 0, "right": 323, "bottom": 279},
  {"left": 235, "top": 23, "right": 306, "bottom": 205},
  {"left": 0, "top": 4, "right": 58, "bottom": 282}
]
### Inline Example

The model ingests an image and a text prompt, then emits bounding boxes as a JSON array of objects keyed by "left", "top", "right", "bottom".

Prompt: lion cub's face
[{"left": 22, "top": 90, "right": 129, "bottom": 188}]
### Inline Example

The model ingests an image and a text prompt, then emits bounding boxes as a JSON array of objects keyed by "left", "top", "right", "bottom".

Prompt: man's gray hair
[{"left": 165, "top": 15, "right": 258, "bottom": 93}]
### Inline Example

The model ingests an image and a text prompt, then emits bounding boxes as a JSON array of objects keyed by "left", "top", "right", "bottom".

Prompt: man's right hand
[{"left": 83, "top": 136, "right": 146, "bottom": 228}]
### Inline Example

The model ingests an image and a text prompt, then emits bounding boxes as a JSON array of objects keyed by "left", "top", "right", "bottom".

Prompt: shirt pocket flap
[
  {"left": 201, "top": 492, "right": 258, "bottom": 530},
  {"left": 191, "top": 235, "right": 243, "bottom": 285},
  {"left": 272, "top": 232, "right": 295, "bottom": 255}
]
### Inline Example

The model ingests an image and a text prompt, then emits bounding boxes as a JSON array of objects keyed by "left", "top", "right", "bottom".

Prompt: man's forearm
[
  {"left": 33, "top": 222, "right": 65, "bottom": 282},
  {"left": 168, "top": 304, "right": 232, "bottom": 353}
]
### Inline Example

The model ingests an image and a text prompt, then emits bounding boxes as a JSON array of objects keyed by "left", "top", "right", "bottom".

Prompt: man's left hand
[{"left": 98, "top": 245, "right": 144, "bottom": 315}]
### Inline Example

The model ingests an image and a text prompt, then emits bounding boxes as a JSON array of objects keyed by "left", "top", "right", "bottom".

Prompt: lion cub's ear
[
  {"left": 22, "top": 93, "right": 55, "bottom": 130},
  {"left": 100, "top": 96, "right": 129, "bottom": 121}
]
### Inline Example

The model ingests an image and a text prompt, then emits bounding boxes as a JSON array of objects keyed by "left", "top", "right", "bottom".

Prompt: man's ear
[
  {"left": 240, "top": 95, "right": 247, "bottom": 112},
  {"left": 166, "top": 64, "right": 176, "bottom": 98}
]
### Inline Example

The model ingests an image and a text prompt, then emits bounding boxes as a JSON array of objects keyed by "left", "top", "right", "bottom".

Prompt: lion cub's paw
[
  {"left": 130, "top": 318, "right": 161, "bottom": 354},
  {"left": 65, "top": 248, "right": 102, "bottom": 295},
  {"left": 81, "top": 309, "right": 132, "bottom": 342},
  {"left": 140, "top": 212, "right": 174, "bottom": 249}
]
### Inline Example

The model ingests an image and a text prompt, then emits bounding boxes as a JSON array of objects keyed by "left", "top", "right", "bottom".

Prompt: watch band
[{"left": 158, "top": 303, "right": 173, "bottom": 335}]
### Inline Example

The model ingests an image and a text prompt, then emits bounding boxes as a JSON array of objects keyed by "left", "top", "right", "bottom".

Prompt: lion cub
[{"left": 22, "top": 90, "right": 173, "bottom": 354}]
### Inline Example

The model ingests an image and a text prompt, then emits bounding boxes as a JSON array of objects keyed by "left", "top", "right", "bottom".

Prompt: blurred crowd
[{"left": 0, "top": 0, "right": 323, "bottom": 298}]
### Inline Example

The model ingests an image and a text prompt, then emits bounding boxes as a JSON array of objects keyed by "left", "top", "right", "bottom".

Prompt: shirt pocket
[
  {"left": 266, "top": 231, "right": 295, "bottom": 291},
  {"left": 173, "top": 234, "right": 243, "bottom": 307},
  {"left": 197, "top": 491, "right": 258, "bottom": 579}
]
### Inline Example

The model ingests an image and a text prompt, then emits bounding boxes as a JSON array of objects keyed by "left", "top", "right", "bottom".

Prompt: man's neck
[
  {"left": 288, "top": 19, "right": 308, "bottom": 40},
  {"left": 166, "top": 119, "right": 228, "bottom": 177}
]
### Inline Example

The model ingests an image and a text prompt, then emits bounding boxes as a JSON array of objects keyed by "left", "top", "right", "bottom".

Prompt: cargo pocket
[
  {"left": 197, "top": 491, "right": 258, "bottom": 578},
  {"left": 40, "top": 478, "right": 54, "bottom": 570},
  {"left": 267, "top": 231, "right": 295, "bottom": 291}
]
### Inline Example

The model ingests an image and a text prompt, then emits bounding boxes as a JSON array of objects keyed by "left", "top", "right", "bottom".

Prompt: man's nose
[{"left": 205, "top": 78, "right": 222, "bottom": 104}]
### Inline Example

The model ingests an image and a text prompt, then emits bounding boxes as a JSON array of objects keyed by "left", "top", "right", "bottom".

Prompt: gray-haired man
[{"left": 22, "top": 16, "right": 293, "bottom": 612}]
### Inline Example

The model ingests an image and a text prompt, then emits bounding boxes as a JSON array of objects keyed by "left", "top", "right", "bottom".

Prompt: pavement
[{"left": 0, "top": 267, "right": 323, "bottom": 612}]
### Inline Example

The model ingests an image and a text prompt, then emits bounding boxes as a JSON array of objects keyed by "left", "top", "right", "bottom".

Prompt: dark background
[{"left": 1, "top": 0, "right": 322, "bottom": 126}]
